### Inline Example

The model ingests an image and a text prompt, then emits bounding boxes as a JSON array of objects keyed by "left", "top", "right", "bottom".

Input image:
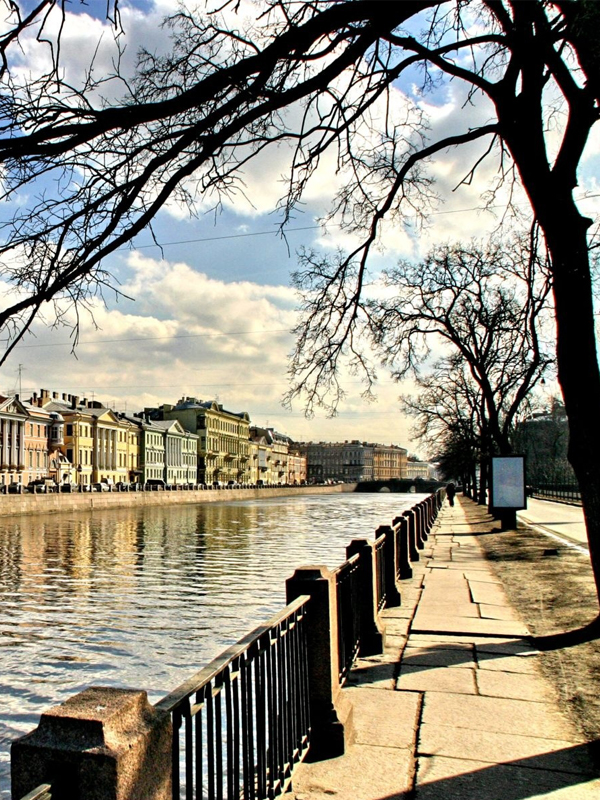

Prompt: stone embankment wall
[{"left": 0, "top": 484, "right": 355, "bottom": 519}]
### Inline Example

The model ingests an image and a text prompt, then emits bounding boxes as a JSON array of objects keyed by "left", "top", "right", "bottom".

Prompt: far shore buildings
[
  {"left": 0, "top": 386, "right": 413, "bottom": 490},
  {"left": 404, "top": 460, "right": 435, "bottom": 480},
  {"left": 297, "top": 440, "right": 408, "bottom": 483}
]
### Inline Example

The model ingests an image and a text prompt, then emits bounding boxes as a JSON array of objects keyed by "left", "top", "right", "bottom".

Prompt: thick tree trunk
[
  {"left": 542, "top": 211, "right": 600, "bottom": 609},
  {"left": 478, "top": 458, "right": 488, "bottom": 505}
]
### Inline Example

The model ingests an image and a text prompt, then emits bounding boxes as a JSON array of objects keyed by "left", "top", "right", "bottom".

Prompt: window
[{"left": 66, "top": 424, "right": 73, "bottom": 436}]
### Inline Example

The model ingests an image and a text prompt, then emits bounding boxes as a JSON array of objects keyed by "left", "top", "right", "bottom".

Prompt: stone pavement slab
[
  {"left": 468, "top": 579, "right": 510, "bottom": 605},
  {"left": 402, "top": 643, "right": 475, "bottom": 669},
  {"left": 397, "top": 665, "right": 477, "bottom": 694},
  {"left": 291, "top": 743, "right": 415, "bottom": 800},
  {"left": 415, "top": 755, "right": 600, "bottom": 800},
  {"left": 479, "top": 603, "right": 521, "bottom": 621},
  {"left": 420, "top": 693, "right": 582, "bottom": 740},
  {"left": 411, "top": 611, "right": 530, "bottom": 637},
  {"left": 418, "top": 723, "right": 592, "bottom": 773},
  {"left": 347, "top": 687, "right": 420, "bottom": 748},
  {"left": 477, "top": 652, "right": 539, "bottom": 674},
  {"left": 476, "top": 669, "right": 557, "bottom": 702}
]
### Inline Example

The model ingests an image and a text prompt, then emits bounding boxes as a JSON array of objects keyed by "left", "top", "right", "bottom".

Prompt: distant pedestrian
[{"left": 446, "top": 481, "right": 456, "bottom": 507}]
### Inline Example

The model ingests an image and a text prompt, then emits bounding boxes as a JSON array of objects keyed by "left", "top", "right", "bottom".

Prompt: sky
[{"left": 0, "top": 0, "right": 598, "bottom": 455}]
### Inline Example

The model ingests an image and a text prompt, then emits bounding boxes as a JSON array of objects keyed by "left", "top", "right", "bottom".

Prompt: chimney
[
  {"left": 71, "top": 395, "right": 79, "bottom": 410},
  {"left": 53, "top": 392, "right": 58, "bottom": 399}
]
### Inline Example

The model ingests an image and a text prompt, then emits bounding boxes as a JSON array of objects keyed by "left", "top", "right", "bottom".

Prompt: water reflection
[{"left": 0, "top": 492, "right": 426, "bottom": 795}]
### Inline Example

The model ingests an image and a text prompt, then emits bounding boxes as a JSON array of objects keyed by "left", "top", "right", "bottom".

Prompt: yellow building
[
  {"left": 250, "top": 427, "right": 289, "bottom": 485},
  {"left": 32, "top": 391, "right": 140, "bottom": 486},
  {"left": 372, "top": 444, "right": 408, "bottom": 481},
  {"left": 158, "top": 398, "right": 250, "bottom": 485}
]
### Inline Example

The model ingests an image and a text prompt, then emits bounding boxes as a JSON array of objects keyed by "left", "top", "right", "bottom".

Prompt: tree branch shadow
[{"left": 533, "top": 615, "right": 600, "bottom": 651}]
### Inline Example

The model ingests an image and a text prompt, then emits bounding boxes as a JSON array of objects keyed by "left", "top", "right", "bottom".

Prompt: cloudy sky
[{"left": 0, "top": 0, "right": 598, "bottom": 454}]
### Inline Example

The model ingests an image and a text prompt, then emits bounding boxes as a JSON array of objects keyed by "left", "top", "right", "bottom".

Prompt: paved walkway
[{"left": 291, "top": 496, "right": 600, "bottom": 800}]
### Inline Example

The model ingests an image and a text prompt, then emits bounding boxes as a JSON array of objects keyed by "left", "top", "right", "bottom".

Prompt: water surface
[{"left": 0, "top": 492, "right": 426, "bottom": 795}]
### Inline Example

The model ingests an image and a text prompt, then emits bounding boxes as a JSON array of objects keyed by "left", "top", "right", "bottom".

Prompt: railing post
[
  {"left": 375, "top": 526, "right": 401, "bottom": 608},
  {"left": 286, "top": 567, "right": 354, "bottom": 761},
  {"left": 392, "top": 516, "right": 413, "bottom": 579},
  {"left": 11, "top": 687, "right": 172, "bottom": 800},
  {"left": 346, "top": 539, "right": 385, "bottom": 655},
  {"left": 417, "top": 502, "right": 428, "bottom": 542},
  {"left": 402, "top": 509, "right": 420, "bottom": 561}
]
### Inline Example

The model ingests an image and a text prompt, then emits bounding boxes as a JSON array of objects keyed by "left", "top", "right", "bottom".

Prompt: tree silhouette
[{"left": 0, "top": 1, "right": 599, "bottom": 597}]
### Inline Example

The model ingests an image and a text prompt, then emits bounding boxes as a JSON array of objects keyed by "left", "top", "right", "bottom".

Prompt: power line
[
  {"left": 13, "top": 327, "right": 292, "bottom": 349},
  {"left": 120, "top": 225, "right": 321, "bottom": 251}
]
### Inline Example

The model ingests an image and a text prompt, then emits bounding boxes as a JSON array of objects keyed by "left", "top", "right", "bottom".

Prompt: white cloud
[{"left": 0, "top": 250, "right": 420, "bottom": 449}]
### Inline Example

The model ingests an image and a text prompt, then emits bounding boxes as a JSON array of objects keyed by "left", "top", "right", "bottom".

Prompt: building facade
[
  {"left": 128, "top": 415, "right": 198, "bottom": 484},
  {"left": 249, "top": 427, "right": 290, "bottom": 485},
  {"left": 287, "top": 448, "right": 307, "bottom": 485},
  {"left": 249, "top": 434, "right": 272, "bottom": 484},
  {"left": 298, "top": 440, "right": 375, "bottom": 483},
  {"left": 159, "top": 398, "right": 250, "bottom": 484},
  {"left": 372, "top": 444, "right": 408, "bottom": 481},
  {"left": 404, "top": 460, "right": 433, "bottom": 480},
  {"left": 32, "top": 391, "right": 139, "bottom": 486},
  {"left": 0, "top": 396, "right": 26, "bottom": 486}
]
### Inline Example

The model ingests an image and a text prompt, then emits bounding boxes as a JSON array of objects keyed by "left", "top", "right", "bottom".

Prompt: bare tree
[
  {"left": 366, "top": 234, "right": 554, "bottom": 454},
  {"left": 401, "top": 355, "right": 485, "bottom": 498},
  {"left": 0, "top": 1, "right": 599, "bottom": 597}
]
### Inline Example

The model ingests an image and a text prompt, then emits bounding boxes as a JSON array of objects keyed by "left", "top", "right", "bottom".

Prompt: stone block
[{"left": 11, "top": 687, "right": 172, "bottom": 800}]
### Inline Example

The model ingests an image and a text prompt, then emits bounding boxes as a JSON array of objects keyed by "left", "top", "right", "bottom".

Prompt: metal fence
[
  {"left": 333, "top": 554, "right": 361, "bottom": 685},
  {"left": 527, "top": 483, "right": 581, "bottom": 505},
  {"left": 155, "top": 595, "right": 311, "bottom": 800},
  {"left": 374, "top": 533, "right": 386, "bottom": 611}
]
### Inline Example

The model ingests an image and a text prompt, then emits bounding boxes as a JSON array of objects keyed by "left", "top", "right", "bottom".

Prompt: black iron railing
[
  {"left": 155, "top": 595, "right": 311, "bottom": 800},
  {"left": 527, "top": 483, "right": 581, "bottom": 505},
  {"left": 333, "top": 554, "right": 361, "bottom": 684},
  {"left": 374, "top": 533, "right": 386, "bottom": 611}
]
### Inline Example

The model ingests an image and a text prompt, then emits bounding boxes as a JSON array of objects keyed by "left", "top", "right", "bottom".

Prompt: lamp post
[{"left": 77, "top": 463, "right": 82, "bottom": 491}]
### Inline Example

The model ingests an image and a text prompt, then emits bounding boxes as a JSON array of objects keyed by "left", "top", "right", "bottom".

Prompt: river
[{"left": 0, "top": 491, "right": 427, "bottom": 795}]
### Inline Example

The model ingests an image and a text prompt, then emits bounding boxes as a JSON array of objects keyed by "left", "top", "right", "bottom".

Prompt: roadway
[{"left": 518, "top": 497, "right": 588, "bottom": 553}]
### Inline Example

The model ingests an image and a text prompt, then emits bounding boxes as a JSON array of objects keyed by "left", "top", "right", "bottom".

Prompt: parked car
[
  {"left": 92, "top": 482, "right": 110, "bottom": 492},
  {"left": 60, "top": 483, "right": 73, "bottom": 492},
  {"left": 26, "top": 479, "right": 58, "bottom": 493},
  {"left": 146, "top": 479, "right": 166, "bottom": 490},
  {"left": 7, "top": 482, "right": 23, "bottom": 494}
]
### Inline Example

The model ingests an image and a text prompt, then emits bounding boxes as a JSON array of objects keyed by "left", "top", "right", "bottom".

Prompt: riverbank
[{"left": 0, "top": 483, "right": 356, "bottom": 518}]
